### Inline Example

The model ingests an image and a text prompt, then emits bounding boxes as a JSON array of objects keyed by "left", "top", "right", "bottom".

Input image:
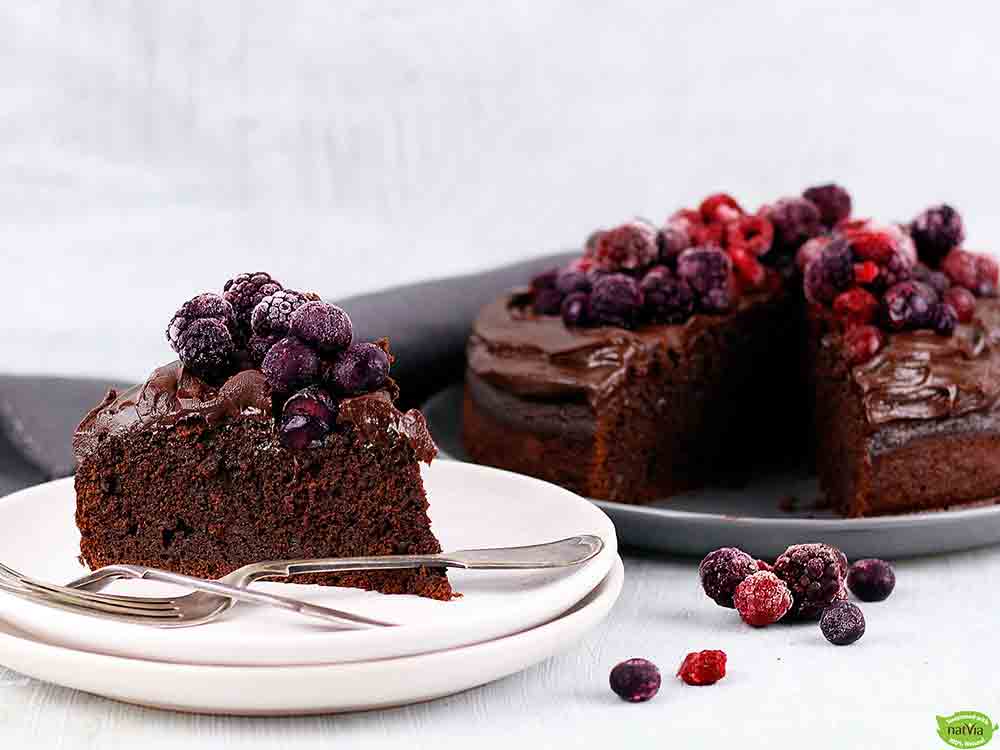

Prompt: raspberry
[
  {"left": 555, "top": 269, "right": 592, "bottom": 296},
  {"left": 589, "top": 273, "right": 643, "bottom": 328},
  {"left": 733, "top": 571, "right": 793, "bottom": 627},
  {"left": 247, "top": 333, "right": 281, "bottom": 367},
  {"left": 698, "top": 547, "right": 757, "bottom": 608},
  {"left": 942, "top": 249, "right": 999, "bottom": 297},
  {"left": 944, "top": 286, "right": 976, "bottom": 323},
  {"left": 803, "top": 183, "right": 852, "bottom": 227},
  {"left": 224, "top": 272, "right": 283, "bottom": 341},
  {"left": 729, "top": 247, "right": 767, "bottom": 289},
  {"left": 756, "top": 559, "right": 773, "bottom": 572},
  {"left": 609, "top": 659, "right": 661, "bottom": 703},
  {"left": 641, "top": 267, "right": 694, "bottom": 324},
  {"left": 912, "top": 263, "right": 951, "bottom": 297},
  {"left": 561, "top": 292, "right": 590, "bottom": 327},
  {"left": 832, "top": 288, "right": 879, "bottom": 329},
  {"left": 910, "top": 204, "right": 965, "bottom": 267},
  {"left": 932, "top": 302, "right": 958, "bottom": 336},
  {"left": 261, "top": 337, "right": 320, "bottom": 393},
  {"left": 677, "top": 247, "right": 733, "bottom": 313},
  {"left": 279, "top": 386, "right": 338, "bottom": 450},
  {"left": 166, "top": 293, "right": 237, "bottom": 353},
  {"left": 726, "top": 213, "right": 774, "bottom": 257},
  {"left": 820, "top": 601, "right": 865, "bottom": 645},
  {"left": 881, "top": 281, "right": 937, "bottom": 331},
  {"left": 845, "top": 229, "right": 899, "bottom": 265},
  {"left": 853, "top": 261, "right": 879, "bottom": 285},
  {"left": 327, "top": 341, "right": 391, "bottom": 395},
  {"left": 533, "top": 288, "right": 564, "bottom": 315},
  {"left": 290, "top": 302, "right": 354, "bottom": 354},
  {"left": 251, "top": 290, "right": 310, "bottom": 337},
  {"left": 796, "top": 236, "right": 831, "bottom": 273},
  {"left": 843, "top": 325, "right": 884, "bottom": 366},
  {"left": 699, "top": 193, "right": 743, "bottom": 223},
  {"left": 766, "top": 197, "right": 823, "bottom": 254},
  {"left": 847, "top": 558, "right": 896, "bottom": 602},
  {"left": 657, "top": 223, "right": 692, "bottom": 267},
  {"left": 677, "top": 650, "right": 726, "bottom": 686},
  {"left": 175, "top": 318, "right": 236, "bottom": 381},
  {"left": 593, "top": 221, "right": 659, "bottom": 272},
  {"left": 773, "top": 543, "right": 846, "bottom": 619},
  {"left": 803, "top": 237, "right": 854, "bottom": 304}
]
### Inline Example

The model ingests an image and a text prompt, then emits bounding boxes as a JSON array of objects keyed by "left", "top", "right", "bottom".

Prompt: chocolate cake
[
  {"left": 74, "top": 274, "right": 452, "bottom": 600},
  {"left": 464, "top": 188, "right": 1000, "bottom": 517}
]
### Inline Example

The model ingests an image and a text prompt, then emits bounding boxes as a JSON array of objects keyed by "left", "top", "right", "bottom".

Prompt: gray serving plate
[{"left": 423, "top": 384, "right": 1000, "bottom": 560}]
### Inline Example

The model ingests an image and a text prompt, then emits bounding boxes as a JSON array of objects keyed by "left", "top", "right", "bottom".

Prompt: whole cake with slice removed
[{"left": 74, "top": 273, "right": 452, "bottom": 600}]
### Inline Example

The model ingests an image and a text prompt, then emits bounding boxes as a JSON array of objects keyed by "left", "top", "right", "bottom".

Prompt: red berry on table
[
  {"left": 944, "top": 286, "right": 976, "bottom": 323},
  {"left": 843, "top": 325, "right": 884, "bottom": 365},
  {"left": 609, "top": 659, "right": 661, "bottom": 702},
  {"left": 733, "top": 571, "right": 793, "bottom": 627},
  {"left": 677, "top": 650, "right": 727, "bottom": 686}
]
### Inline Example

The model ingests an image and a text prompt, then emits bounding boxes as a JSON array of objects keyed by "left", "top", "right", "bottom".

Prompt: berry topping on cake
[
  {"left": 677, "top": 247, "right": 733, "bottom": 313},
  {"left": 733, "top": 571, "right": 793, "bottom": 627},
  {"left": 589, "top": 273, "right": 643, "bottom": 327},
  {"left": 677, "top": 650, "right": 727, "bottom": 686},
  {"left": 797, "top": 235, "right": 831, "bottom": 273},
  {"left": 910, "top": 204, "right": 965, "bottom": 267},
  {"left": 832, "top": 288, "right": 879, "bottom": 329},
  {"left": 223, "top": 272, "right": 283, "bottom": 341},
  {"left": 561, "top": 292, "right": 590, "bottom": 327},
  {"left": 726, "top": 213, "right": 774, "bottom": 258},
  {"left": 592, "top": 221, "right": 659, "bottom": 272},
  {"left": 803, "top": 183, "right": 852, "bottom": 228},
  {"left": 819, "top": 601, "right": 866, "bottom": 645},
  {"left": 533, "top": 288, "right": 565, "bottom": 316},
  {"left": 881, "top": 281, "right": 937, "bottom": 331},
  {"left": 912, "top": 263, "right": 951, "bottom": 297},
  {"left": 944, "top": 286, "right": 976, "bottom": 323},
  {"left": 328, "top": 341, "right": 391, "bottom": 395},
  {"left": 640, "top": 266, "right": 695, "bottom": 324},
  {"left": 932, "top": 302, "right": 959, "bottom": 336},
  {"left": 279, "top": 386, "right": 338, "bottom": 450},
  {"left": 261, "top": 336, "right": 320, "bottom": 393},
  {"left": 804, "top": 237, "right": 855, "bottom": 304},
  {"left": 656, "top": 224, "right": 692, "bottom": 267},
  {"left": 289, "top": 301, "right": 354, "bottom": 354},
  {"left": 174, "top": 318, "right": 236, "bottom": 381},
  {"left": 554, "top": 269, "right": 593, "bottom": 297},
  {"left": 942, "top": 249, "right": 999, "bottom": 297},
  {"left": 847, "top": 558, "right": 896, "bottom": 601},
  {"left": 764, "top": 197, "right": 823, "bottom": 255},
  {"left": 773, "top": 543, "right": 847, "bottom": 619},
  {"left": 609, "top": 659, "right": 661, "bottom": 703},
  {"left": 530, "top": 266, "right": 559, "bottom": 291},
  {"left": 843, "top": 325, "right": 885, "bottom": 365},
  {"left": 699, "top": 547, "right": 758, "bottom": 608},
  {"left": 247, "top": 333, "right": 282, "bottom": 367},
  {"left": 166, "top": 292, "right": 238, "bottom": 357},
  {"left": 699, "top": 193, "right": 743, "bottom": 223},
  {"left": 251, "top": 289, "right": 311, "bottom": 337}
]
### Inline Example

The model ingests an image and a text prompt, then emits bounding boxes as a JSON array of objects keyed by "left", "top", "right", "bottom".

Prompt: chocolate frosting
[
  {"left": 73, "top": 360, "right": 437, "bottom": 464},
  {"left": 846, "top": 299, "right": 1000, "bottom": 425}
]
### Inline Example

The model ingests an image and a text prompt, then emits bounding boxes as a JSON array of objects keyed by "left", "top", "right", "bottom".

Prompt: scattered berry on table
[
  {"left": 251, "top": 289, "right": 311, "bottom": 337},
  {"left": 944, "top": 286, "right": 976, "bottom": 323},
  {"left": 589, "top": 273, "right": 643, "bottom": 327},
  {"left": 699, "top": 547, "right": 758, "bottom": 608},
  {"left": 733, "top": 571, "right": 793, "bottom": 627},
  {"left": 328, "top": 341, "right": 391, "bottom": 395},
  {"left": 847, "top": 559, "right": 896, "bottom": 602},
  {"left": 764, "top": 197, "right": 823, "bottom": 255},
  {"left": 174, "top": 317, "right": 235, "bottom": 381},
  {"left": 593, "top": 221, "right": 659, "bottom": 272},
  {"left": 773, "top": 543, "right": 847, "bottom": 619},
  {"left": 820, "top": 601, "right": 866, "bottom": 645},
  {"left": 803, "top": 183, "right": 852, "bottom": 227},
  {"left": 561, "top": 292, "right": 590, "bottom": 327},
  {"left": 881, "top": 281, "right": 937, "bottom": 331},
  {"left": 677, "top": 650, "right": 727, "bottom": 686},
  {"left": 224, "top": 272, "right": 283, "bottom": 341},
  {"left": 942, "top": 249, "right": 999, "bottom": 297},
  {"left": 609, "top": 658, "right": 661, "bottom": 702},
  {"left": 641, "top": 267, "right": 695, "bottom": 324},
  {"left": 909, "top": 204, "right": 965, "bottom": 267},
  {"left": 677, "top": 247, "right": 733, "bottom": 313},
  {"left": 279, "top": 386, "right": 338, "bottom": 450},
  {"left": 261, "top": 336, "right": 320, "bottom": 393},
  {"left": 290, "top": 301, "right": 354, "bottom": 354}
]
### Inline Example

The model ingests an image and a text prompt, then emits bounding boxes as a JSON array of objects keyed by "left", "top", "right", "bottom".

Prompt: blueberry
[
  {"left": 289, "top": 301, "right": 353, "bottom": 354},
  {"left": 910, "top": 204, "right": 965, "bottom": 267},
  {"left": 820, "top": 601, "right": 866, "bottom": 645},
  {"left": 803, "top": 183, "right": 852, "bottom": 228},
  {"left": 767, "top": 197, "right": 823, "bottom": 254},
  {"left": 932, "top": 302, "right": 958, "bottom": 336},
  {"left": 175, "top": 317, "right": 235, "bottom": 381},
  {"left": 279, "top": 386, "right": 338, "bottom": 449},
  {"left": 609, "top": 658, "right": 661, "bottom": 702},
  {"left": 847, "top": 559, "right": 895, "bottom": 602},
  {"left": 881, "top": 281, "right": 937, "bottom": 331},
  {"left": 328, "top": 342, "right": 390, "bottom": 395},
  {"left": 589, "top": 273, "right": 643, "bottom": 328},
  {"left": 676, "top": 247, "right": 733, "bottom": 313},
  {"left": 261, "top": 337, "right": 320, "bottom": 393}
]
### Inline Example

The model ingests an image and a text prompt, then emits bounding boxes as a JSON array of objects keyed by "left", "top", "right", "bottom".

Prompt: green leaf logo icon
[{"left": 936, "top": 711, "right": 997, "bottom": 748}]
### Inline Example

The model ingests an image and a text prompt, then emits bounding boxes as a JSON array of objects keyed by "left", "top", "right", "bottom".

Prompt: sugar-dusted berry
[
  {"left": 251, "top": 289, "right": 311, "bottom": 337},
  {"left": 593, "top": 221, "right": 659, "bottom": 272},
  {"left": 832, "top": 287, "right": 879, "bottom": 329},
  {"left": 942, "top": 249, "right": 999, "bottom": 297},
  {"left": 641, "top": 267, "right": 695, "bottom": 324},
  {"left": 677, "top": 247, "right": 733, "bottom": 313},
  {"left": 803, "top": 183, "right": 852, "bottom": 227},
  {"left": 261, "top": 336, "right": 320, "bottom": 393},
  {"left": 290, "top": 301, "right": 354, "bottom": 354},
  {"left": 803, "top": 237, "right": 854, "bottom": 304},
  {"left": 656, "top": 223, "right": 692, "bottom": 267},
  {"left": 766, "top": 197, "right": 823, "bottom": 254},
  {"left": 847, "top": 558, "right": 895, "bottom": 602},
  {"left": 589, "top": 273, "right": 643, "bottom": 327},
  {"left": 773, "top": 543, "right": 847, "bottom": 619},
  {"left": 733, "top": 571, "right": 793, "bottom": 627},
  {"left": 609, "top": 658, "right": 661, "bottom": 703},
  {"left": 677, "top": 650, "right": 727, "bottom": 686},
  {"left": 820, "top": 601, "right": 866, "bottom": 645},
  {"left": 224, "top": 272, "right": 283, "bottom": 341},
  {"left": 881, "top": 281, "right": 937, "bottom": 331},
  {"left": 843, "top": 325, "right": 884, "bottom": 365},
  {"left": 175, "top": 318, "right": 235, "bottom": 381},
  {"left": 910, "top": 204, "right": 965, "bottom": 267},
  {"left": 328, "top": 341, "right": 391, "bottom": 395},
  {"left": 944, "top": 286, "right": 976, "bottom": 323},
  {"left": 699, "top": 547, "right": 757, "bottom": 608}
]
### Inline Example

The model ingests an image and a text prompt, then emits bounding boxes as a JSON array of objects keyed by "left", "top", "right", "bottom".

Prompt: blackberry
[
  {"left": 289, "top": 301, "right": 353, "bottom": 354},
  {"left": 820, "top": 601, "right": 866, "bottom": 645},
  {"left": 175, "top": 318, "right": 235, "bottom": 381},
  {"left": 641, "top": 267, "right": 694, "bottom": 324},
  {"left": 593, "top": 221, "right": 659, "bottom": 272},
  {"left": 280, "top": 386, "right": 338, "bottom": 450},
  {"left": 910, "top": 204, "right": 965, "bottom": 267},
  {"left": 881, "top": 281, "right": 937, "bottom": 331},
  {"left": 328, "top": 341, "right": 390, "bottom": 395},
  {"left": 166, "top": 293, "right": 236, "bottom": 353},
  {"left": 699, "top": 547, "right": 757, "bottom": 608},
  {"left": 803, "top": 183, "right": 852, "bottom": 228},
  {"left": 847, "top": 558, "right": 896, "bottom": 602},
  {"left": 261, "top": 337, "right": 320, "bottom": 393},
  {"left": 677, "top": 247, "right": 733, "bottom": 313},
  {"left": 560, "top": 292, "right": 590, "bottom": 327},
  {"left": 223, "top": 272, "right": 283, "bottom": 341},
  {"left": 803, "top": 237, "right": 854, "bottom": 304},
  {"left": 656, "top": 223, "right": 691, "bottom": 268},
  {"left": 773, "top": 543, "right": 846, "bottom": 619},
  {"left": 766, "top": 197, "right": 823, "bottom": 255},
  {"left": 251, "top": 290, "right": 310, "bottom": 337},
  {"left": 589, "top": 273, "right": 643, "bottom": 328}
]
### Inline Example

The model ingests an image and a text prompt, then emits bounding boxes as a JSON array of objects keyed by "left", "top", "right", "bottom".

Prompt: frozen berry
[
  {"left": 166, "top": 293, "right": 237, "bottom": 353},
  {"left": 251, "top": 290, "right": 310, "bottom": 337},
  {"left": 881, "top": 281, "right": 937, "bottom": 331},
  {"left": 279, "top": 386, "right": 338, "bottom": 450},
  {"left": 657, "top": 223, "right": 692, "bottom": 267},
  {"left": 803, "top": 183, "right": 852, "bottom": 227},
  {"left": 531, "top": 266, "right": 559, "bottom": 290},
  {"left": 912, "top": 264, "right": 950, "bottom": 298},
  {"left": 533, "top": 287, "right": 564, "bottom": 315},
  {"left": 247, "top": 333, "right": 282, "bottom": 367},
  {"left": 677, "top": 247, "right": 733, "bottom": 313},
  {"left": 832, "top": 288, "right": 879, "bottom": 329},
  {"left": 820, "top": 601, "right": 865, "bottom": 645},
  {"left": 910, "top": 204, "right": 965, "bottom": 267},
  {"left": 589, "top": 273, "right": 643, "bottom": 327},
  {"left": 699, "top": 193, "right": 743, "bottom": 223},
  {"left": 641, "top": 267, "right": 694, "bottom": 324},
  {"left": 766, "top": 197, "right": 823, "bottom": 254},
  {"left": 773, "top": 543, "right": 846, "bottom": 619},
  {"left": 847, "top": 558, "right": 896, "bottom": 602},
  {"left": 677, "top": 650, "right": 726, "bottom": 686},
  {"left": 224, "top": 272, "right": 283, "bottom": 340},
  {"left": 797, "top": 236, "right": 831, "bottom": 273},
  {"left": 733, "top": 571, "right": 793, "bottom": 627},
  {"left": 729, "top": 247, "right": 767, "bottom": 289},
  {"left": 261, "top": 336, "right": 320, "bottom": 393},
  {"left": 942, "top": 249, "right": 999, "bottom": 297},
  {"left": 803, "top": 237, "right": 854, "bottom": 304},
  {"left": 290, "top": 301, "right": 353, "bottom": 354},
  {"left": 593, "top": 221, "right": 659, "bottom": 272},
  {"left": 843, "top": 325, "right": 884, "bottom": 366},
  {"left": 328, "top": 341, "right": 390, "bottom": 395},
  {"left": 568, "top": 256, "right": 597, "bottom": 274},
  {"left": 609, "top": 658, "right": 661, "bottom": 702},
  {"left": 944, "top": 286, "right": 976, "bottom": 323},
  {"left": 727, "top": 213, "right": 774, "bottom": 258},
  {"left": 555, "top": 269, "right": 593, "bottom": 296},
  {"left": 932, "top": 302, "right": 958, "bottom": 336},
  {"left": 175, "top": 318, "right": 235, "bottom": 381},
  {"left": 853, "top": 261, "right": 880, "bottom": 285},
  {"left": 699, "top": 547, "right": 757, "bottom": 608},
  {"left": 561, "top": 292, "right": 590, "bottom": 327},
  {"left": 757, "top": 559, "right": 773, "bottom": 572}
]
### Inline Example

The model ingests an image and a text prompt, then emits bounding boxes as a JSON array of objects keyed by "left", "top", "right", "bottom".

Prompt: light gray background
[{"left": 2, "top": 2, "right": 998, "bottom": 748}]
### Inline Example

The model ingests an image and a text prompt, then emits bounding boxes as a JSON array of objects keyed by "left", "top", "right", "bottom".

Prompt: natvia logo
[{"left": 937, "top": 711, "right": 998, "bottom": 748}]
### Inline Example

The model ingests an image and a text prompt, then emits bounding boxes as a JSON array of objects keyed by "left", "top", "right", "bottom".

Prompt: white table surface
[{"left": 3, "top": 1, "right": 999, "bottom": 747}]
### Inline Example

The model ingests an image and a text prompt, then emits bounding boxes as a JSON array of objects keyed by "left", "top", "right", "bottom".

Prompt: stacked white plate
[{"left": 0, "top": 462, "right": 622, "bottom": 715}]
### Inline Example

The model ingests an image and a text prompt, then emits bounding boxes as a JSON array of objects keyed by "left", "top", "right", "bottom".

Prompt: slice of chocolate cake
[{"left": 74, "top": 273, "right": 452, "bottom": 600}]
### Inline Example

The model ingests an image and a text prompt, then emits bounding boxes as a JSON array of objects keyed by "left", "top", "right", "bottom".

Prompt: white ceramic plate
[
  {"left": 0, "top": 461, "right": 616, "bottom": 666},
  {"left": 425, "top": 384, "right": 1000, "bottom": 560},
  {"left": 0, "top": 557, "right": 622, "bottom": 716}
]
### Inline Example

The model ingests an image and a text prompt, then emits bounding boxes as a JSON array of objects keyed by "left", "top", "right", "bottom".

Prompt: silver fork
[{"left": 65, "top": 535, "right": 605, "bottom": 628}]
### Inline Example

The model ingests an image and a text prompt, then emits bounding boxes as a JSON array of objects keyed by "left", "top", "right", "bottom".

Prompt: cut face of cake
[{"left": 73, "top": 274, "right": 452, "bottom": 600}]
